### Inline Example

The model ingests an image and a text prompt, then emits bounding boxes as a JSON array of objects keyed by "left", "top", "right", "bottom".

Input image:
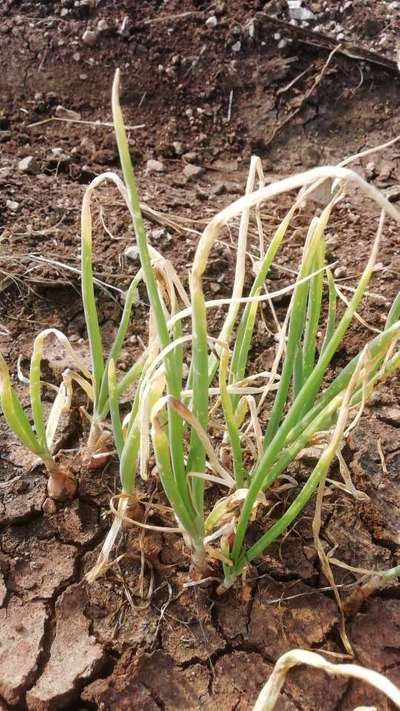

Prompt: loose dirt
[{"left": 0, "top": 1, "right": 400, "bottom": 709}]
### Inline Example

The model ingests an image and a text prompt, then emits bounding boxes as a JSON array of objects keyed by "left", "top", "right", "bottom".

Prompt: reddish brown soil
[{"left": 0, "top": 1, "right": 400, "bottom": 709}]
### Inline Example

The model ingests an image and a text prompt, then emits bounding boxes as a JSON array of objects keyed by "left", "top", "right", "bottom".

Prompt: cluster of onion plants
[
  {"left": 93, "top": 73, "right": 400, "bottom": 586},
  {"left": 1, "top": 71, "right": 400, "bottom": 596}
]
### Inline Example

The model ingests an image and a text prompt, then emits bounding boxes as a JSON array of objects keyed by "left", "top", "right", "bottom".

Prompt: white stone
[
  {"left": 334, "top": 265, "right": 347, "bottom": 279},
  {"left": 97, "top": 19, "right": 109, "bottom": 32},
  {"left": 82, "top": 29, "right": 98, "bottom": 46},
  {"left": 183, "top": 164, "right": 205, "bottom": 180},
  {"left": 288, "top": 0, "right": 315, "bottom": 20},
  {"left": 124, "top": 245, "right": 139, "bottom": 261},
  {"left": 18, "top": 156, "right": 39, "bottom": 174},
  {"left": 173, "top": 141, "right": 185, "bottom": 156},
  {"left": 146, "top": 159, "right": 165, "bottom": 174},
  {"left": 206, "top": 15, "right": 218, "bottom": 28}
]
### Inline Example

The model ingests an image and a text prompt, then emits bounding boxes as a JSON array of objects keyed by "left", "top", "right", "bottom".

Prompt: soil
[{"left": 0, "top": 1, "right": 400, "bottom": 709}]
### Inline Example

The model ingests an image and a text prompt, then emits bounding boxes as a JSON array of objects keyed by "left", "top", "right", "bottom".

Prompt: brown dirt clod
[
  {"left": 136, "top": 651, "right": 211, "bottom": 710},
  {"left": 26, "top": 584, "right": 106, "bottom": 710},
  {"left": 0, "top": 598, "right": 48, "bottom": 706},
  {"left": 7, "top": 538, "right": 77, "bottom": 601},
  {"left": 248, "top": 579, "right": 339, "bottom": 659},
  {"left": 0, "top": 473, "right": 47, "bottom": 527}
]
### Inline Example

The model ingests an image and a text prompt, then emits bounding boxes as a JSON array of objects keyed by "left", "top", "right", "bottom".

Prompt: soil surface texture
[{"left": 0, "top": 1, "right": 400, "bottom": 709}]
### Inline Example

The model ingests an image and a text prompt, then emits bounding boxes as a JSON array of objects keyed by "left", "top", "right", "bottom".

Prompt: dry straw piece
[{"left": 252, "top": 649, "right": 400, "bottom": 710}]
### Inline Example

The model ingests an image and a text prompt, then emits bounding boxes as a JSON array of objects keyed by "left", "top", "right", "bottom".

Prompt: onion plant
[
  {"left": 0, "top": 179, "right": 147, "bottom": 494},
  {"left": 0, "top": 266, "right": 146, "bottom": 494},
  {"left": 92, "top": 70, "right": 400, "bottom": 586},
  {"left": 0, "top": 330, "right": 80, "bottom": 498},
  {"left": 78, "top": 162, "right": 193, "bottom": 469},
  {"left": 78, "top": 175, "right": 145, "bottom": 468}
]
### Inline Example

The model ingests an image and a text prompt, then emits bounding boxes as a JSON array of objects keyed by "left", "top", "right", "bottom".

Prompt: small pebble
[
  {"left": 124, "top": 245, "right": 139, "bottom": 261},
  {"left": 366, "top": 160, "right": 376, "bottom": 178},
  {"left": 206, "top": 15, "right": 218, "bottom": 28},
  {"left": 6, "top": 199, "right": 19, "bottom": 211},
  {"left": 146, "top": 159, "right": 165, "bottom": 174},
  {"left": 183, "top": 163, "right": 205, "bottom": 180},
  {"left": 18, "top": 156, "right": 39, "bottom": 174},
  {"left": 173, "top": 141, "right": 186, "bottom": 156},
  {"left": 96, "top": 18, "right": 109, "bottom": 32},
  {"left": 288, "top": 0, "right": 315, "bottom": 20},
  {"left": 82, "top": 29, "right": 98, "bottom": 46},
  {"left": 42, "top": 497, "right": 57, "bottom": 514},
  {"left": 334, "top": 266, "right": 347, "bottom": 279},
  {"left": 151, "top": 227, "right": 168, "bottom": 240}
]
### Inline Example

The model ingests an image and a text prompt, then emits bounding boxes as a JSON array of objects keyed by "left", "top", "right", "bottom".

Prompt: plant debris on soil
[{"left": 0, "top": 1, "right": 400, "bottom": 709}]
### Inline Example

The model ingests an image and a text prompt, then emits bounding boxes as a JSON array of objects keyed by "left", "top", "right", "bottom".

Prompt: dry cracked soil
[{"left": 1, "top": 1, "right": 400, "bottom": 709}]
